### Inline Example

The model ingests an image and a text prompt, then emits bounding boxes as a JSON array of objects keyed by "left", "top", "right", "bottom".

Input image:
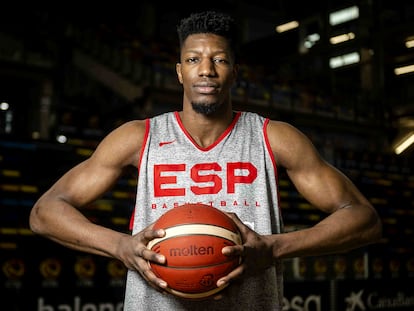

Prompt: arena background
[{"left": 1, "top": 1, "right": 414, "bottom": 310}]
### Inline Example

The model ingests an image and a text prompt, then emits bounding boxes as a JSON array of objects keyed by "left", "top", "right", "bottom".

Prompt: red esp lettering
[{"left": 153, "top": 162, "right": 257, "bottom": 197}]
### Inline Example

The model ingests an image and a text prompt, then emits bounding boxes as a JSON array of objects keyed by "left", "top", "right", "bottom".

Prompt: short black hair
[{"left": 176, "top": 10, "right": 239, "bottom": 60}]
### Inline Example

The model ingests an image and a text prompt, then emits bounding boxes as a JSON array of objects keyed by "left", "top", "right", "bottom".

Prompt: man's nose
[{"left": 198, "top": 59, "right": 216, "bottom": 76}]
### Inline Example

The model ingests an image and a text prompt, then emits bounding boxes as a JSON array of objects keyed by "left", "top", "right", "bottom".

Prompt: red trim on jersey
[
  {"left": 174, "top": 111, "right": 241, "bottom": 151},
  {"left": 129, "top": 118, "right": 150, "bottom": 231},
  {"left": 137, "top": 118, "right": 150, "bottom": 172},
  {"left": 263, "top": 118, "right": 281, "bottom": 215},
  {"left": 263, "top": 118, "right": 277, "bottom": 172}
]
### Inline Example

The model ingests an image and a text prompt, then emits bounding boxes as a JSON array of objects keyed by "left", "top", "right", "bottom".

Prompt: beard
[{"left": 191, "top": 101, "right": 222, "bottom": 115}]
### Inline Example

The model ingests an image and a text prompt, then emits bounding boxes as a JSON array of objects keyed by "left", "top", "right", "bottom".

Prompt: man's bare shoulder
[
  {"left": 91, "top": 119, "right": 148, "bottom": 167},
  {"left": 266, "top": 120, "right": 304, "bottom": 140},
  {"left": 117, "top": 119, "right": 147, "bottom": 131},
  {"left": 265, "top": 119, "right": 319, "bottom": 168},
  {"left": 106, "top": 119, "right": 147, "bottom": 141}
]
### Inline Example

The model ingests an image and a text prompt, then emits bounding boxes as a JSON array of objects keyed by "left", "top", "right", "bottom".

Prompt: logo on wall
[
  {"left": 40, "top": 257, "right": 62, "bottom": 287},
  {"left": 333, "top": 255, "right": 348, "bottom": 279},
  {"left": 341, "top": 281, "right": 414, "bottom": 311},
  {"left": 344, "top": 289, "right": 365, "bottom": 311},
  {"left": 313, "top": 257, "right": 328, "bottom": 280},
  {"left": 107, "top": 259, "right": 127, "bottom": 287},
  {"left": 371, "top": 257, "right": 384, "bottom": 279},
  {"left": 74, "top": 256, "right": 96, "bottom": 287},
  {"left": 389, "top": 258, "right": 401, "bottom": 278},
  {"left": 2, "top": 258, "right": 25, "bottom": 289},
  {"left": 352, "top": 255, "right": 366, "bottom": 279},
  {"left": 406, "top": 256, "right": 414, "bottom": 277}
]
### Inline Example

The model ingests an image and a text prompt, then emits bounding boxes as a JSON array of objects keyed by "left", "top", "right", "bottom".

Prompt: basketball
[{"left": 147, "top": 203, "right": 242, "bottom": 300}]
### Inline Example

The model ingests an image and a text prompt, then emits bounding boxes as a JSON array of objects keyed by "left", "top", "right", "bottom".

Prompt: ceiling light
[
  {"left": 276, "top": 21, "right": 299, "bottom": 33},
  {"left": 330, "top": 32, "right": 355, "bottom": 44},
  {"left": 394, "top": 132, "right": 414, "bottom": 155},
  {"left": 303, "top": 33, "right": 320, "bottom": 49},
  {"left": 56, "top": 135, "right": 68, "bottom": 144},
  {"left": 394, "top": 64, "right": 414, "bottom": 75},
  {"left": 405, "top": 39, "right": 414, "bottom": 48},
  {"left": 0, "top": 101, "right": 9, "bottom": 110},
  {"left": 329, "top": 52, "right": 360, "bottom": 68},
  {"left": 329, "top": 6, "right": 359, "bottom": 26}
]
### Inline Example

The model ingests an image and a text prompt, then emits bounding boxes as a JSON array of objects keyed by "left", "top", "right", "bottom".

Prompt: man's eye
[
  {"left": 187, "top": 58, "right": 198, "bottom": 63},
  {"left": 214, "top": 58, "right": 228, "bottom": 64}
]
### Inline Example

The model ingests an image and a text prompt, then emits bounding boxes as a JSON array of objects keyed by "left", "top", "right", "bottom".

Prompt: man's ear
[{"left": 176, "top": 63, "right": 183, "bottom": 84}]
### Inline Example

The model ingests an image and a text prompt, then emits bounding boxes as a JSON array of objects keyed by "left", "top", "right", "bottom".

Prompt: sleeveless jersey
[{"left": 124, "top": 111, "right": 284, "bottom": 311}]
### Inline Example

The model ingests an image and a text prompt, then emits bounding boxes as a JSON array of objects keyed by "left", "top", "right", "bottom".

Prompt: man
[{"left": 30, "top": 10, "right": 382, "bottom": 310}]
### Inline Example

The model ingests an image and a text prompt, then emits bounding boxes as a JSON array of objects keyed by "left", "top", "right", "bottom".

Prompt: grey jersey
[{"left": 124, "top": 111, "right": 283, "bottom": 310}]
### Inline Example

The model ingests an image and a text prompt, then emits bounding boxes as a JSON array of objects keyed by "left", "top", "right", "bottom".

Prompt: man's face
[{"left": 176, "top": 33, "right": 237, "bottom": 115}]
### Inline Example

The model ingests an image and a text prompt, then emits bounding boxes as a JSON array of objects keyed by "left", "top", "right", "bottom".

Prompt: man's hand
[
  {"left": 217, "top": 213, "right": 274, "bottom": 287},
  {"left": 117, "top": 225, "right": 168, "bottom": 292}
]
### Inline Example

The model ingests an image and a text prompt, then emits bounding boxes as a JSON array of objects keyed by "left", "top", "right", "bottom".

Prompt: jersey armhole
[
  {"left": 137, "top": 118, "right": 150, "bottom": 171},
  {"left": 129, "top": 118, "right": 150, "bottom": 231},
  {"left": 263, "top": 118, "right": 277, "bottom": 174}
]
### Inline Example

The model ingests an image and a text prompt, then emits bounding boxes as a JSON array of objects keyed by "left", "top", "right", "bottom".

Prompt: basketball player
[{"left": 30, "top": 10, "right": 382, "bottom": 310}]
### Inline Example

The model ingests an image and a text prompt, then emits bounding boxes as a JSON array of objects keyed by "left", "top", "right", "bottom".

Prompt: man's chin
[{"left": 191, "top": 102, "right": 221, "bottom": 115}]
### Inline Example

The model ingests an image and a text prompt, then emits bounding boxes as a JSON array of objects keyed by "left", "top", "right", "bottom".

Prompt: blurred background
[{"left": 1, "top": 1, "right": 414, "bottom": 310}]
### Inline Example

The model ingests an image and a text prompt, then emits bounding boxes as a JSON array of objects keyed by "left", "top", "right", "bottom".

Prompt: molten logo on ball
[
  {"left": 147, "top": 203, "right": 242, "bottom": 300},
  {"left": 169, "top": 245, "right": 214, "bottom": 256}
]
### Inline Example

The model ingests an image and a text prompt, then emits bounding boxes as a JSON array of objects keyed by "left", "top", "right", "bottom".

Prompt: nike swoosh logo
[{"left": 159, "top": 140, "right": 176, "bottom": 147}]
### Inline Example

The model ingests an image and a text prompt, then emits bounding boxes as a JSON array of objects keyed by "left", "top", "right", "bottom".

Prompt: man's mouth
[
  {"left": 194, "top": 82, "right": 219, "bottom": 94},
  {"left": 195, "top": 86, "right": 217, "bottom": 94}
]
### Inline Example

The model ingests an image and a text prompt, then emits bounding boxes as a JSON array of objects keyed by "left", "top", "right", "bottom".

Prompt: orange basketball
[{"left": 147, "top": 203, "right": 242, "bottom": 300}]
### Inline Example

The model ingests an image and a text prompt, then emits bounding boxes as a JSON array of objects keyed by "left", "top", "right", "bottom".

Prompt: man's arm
[
  {"left": 266, "top": 120, "right": 382, "bottom": 258},
  {"left": 218, "top": 120, "right": 382, "bottom": 287},
  {"left": 29, "top": 120, "right": 145, "bottom": 258}
]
